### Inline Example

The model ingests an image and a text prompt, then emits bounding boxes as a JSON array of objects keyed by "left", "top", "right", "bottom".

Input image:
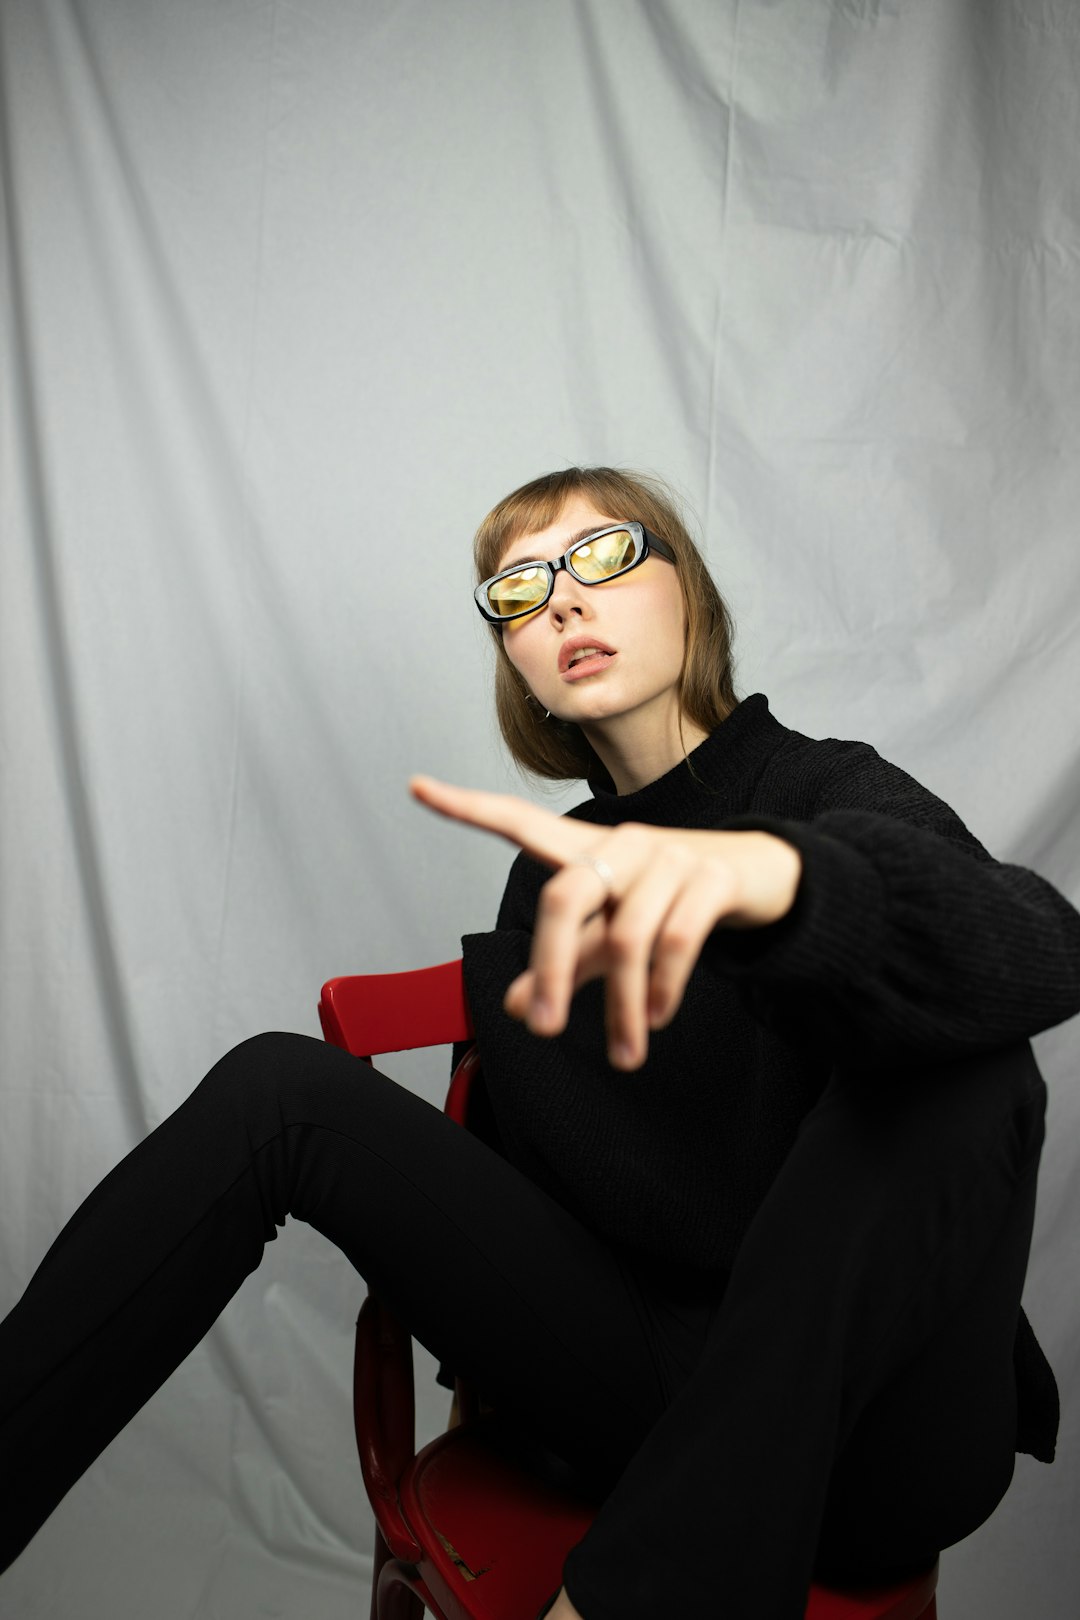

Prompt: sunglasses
[{"left": 474, "top": 522, "right": 676, "bottom": 624}]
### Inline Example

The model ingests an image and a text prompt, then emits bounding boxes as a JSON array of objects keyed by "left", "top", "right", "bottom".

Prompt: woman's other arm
[{"left": 703, "top": 739, "right": 1080, "bottom": 1063}]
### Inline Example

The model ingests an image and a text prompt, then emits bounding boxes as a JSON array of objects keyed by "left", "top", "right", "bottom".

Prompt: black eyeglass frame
[{"left": 474, "top": 521, "right": 677, "bottom": 624}]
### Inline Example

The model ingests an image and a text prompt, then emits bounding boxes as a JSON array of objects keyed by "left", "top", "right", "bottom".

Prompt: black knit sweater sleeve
[{"left": 703, "top": 739, "right": 1080, "bottom": 1062}]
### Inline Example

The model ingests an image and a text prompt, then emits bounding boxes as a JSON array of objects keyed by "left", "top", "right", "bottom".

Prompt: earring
[{"left": 525, "top": 693, "right": 553, "bottom": 722}]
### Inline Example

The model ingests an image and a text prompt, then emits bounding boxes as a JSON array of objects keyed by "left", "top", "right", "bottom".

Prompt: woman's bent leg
[
  {"left": 562, "top": 1039, "right": 1047, "bottom": 1620},
  {"left": 0, "top": 1032, "right": 666, "bottom": 1573}
]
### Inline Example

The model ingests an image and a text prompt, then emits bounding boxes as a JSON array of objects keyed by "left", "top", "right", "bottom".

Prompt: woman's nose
[{"left": 547, "top": 570, "right": 590, "bottom": 621}]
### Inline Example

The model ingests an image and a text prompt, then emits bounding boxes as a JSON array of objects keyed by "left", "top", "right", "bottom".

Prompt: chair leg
[
  {"left": 370, "top": 1530, "right": 426, "bottom": 1620},
  {"left": 375, "top": 1553, "right": 429, "bottom": 1620},
  {"left": 370, "top": 1528, "right": 387, "bottom": 1620}
]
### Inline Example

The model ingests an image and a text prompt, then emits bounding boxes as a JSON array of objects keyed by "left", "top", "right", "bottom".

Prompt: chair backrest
[
  {"left": 319, "top": 958, "right": 480, "bottom": 1127},
  {"left": 319, "top": 958, "right": 474, "bottom": 1060}
]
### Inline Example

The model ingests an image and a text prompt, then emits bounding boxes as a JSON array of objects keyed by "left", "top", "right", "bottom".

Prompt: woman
[{"left": 2, "top": 466, "right": 1078, "bottom": 1619}]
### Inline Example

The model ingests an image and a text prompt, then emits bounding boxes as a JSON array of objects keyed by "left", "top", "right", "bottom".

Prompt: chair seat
[
  {"left": 400, "top": 1419, "right": 596, "bottom": 1620},
  {"left": 396, "top": 1417, "right": 937, "bottom": 1620}
]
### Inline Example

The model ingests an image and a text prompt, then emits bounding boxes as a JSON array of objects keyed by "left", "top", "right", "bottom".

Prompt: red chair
[{"left": 319, "top": 960, "right": 939, "bottom": 1620}]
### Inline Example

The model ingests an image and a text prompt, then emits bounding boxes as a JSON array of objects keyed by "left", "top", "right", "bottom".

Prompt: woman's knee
[
  {"left": 186, "top": 1035, "right": 447, "bottom": 1207},
  {"left": 804, "top": 1040, "right": 1045, "bottom": 1196},
  {"left": 194, "top": 1031, "right": 335, "bottom": 1123}
]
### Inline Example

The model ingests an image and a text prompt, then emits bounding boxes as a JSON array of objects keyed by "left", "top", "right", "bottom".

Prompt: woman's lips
[{"left": 561, "top": 651, "right": 617, "bottom": 682}]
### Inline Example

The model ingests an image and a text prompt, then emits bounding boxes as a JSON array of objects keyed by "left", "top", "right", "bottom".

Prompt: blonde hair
[{"left": 473, "top": 467, "right": 739, "bottom": 782}]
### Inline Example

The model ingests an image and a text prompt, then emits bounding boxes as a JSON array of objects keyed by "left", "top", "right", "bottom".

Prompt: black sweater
[{"left": 457, "top": 693, "right": 1080, "bottom": 1460}]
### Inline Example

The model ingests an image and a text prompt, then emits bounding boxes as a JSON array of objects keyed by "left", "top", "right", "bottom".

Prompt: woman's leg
[
  {"left": 0, "top": 1032, "right": 668, "bottom": 1573},
  {"left": 562, "top": 1039, "right": 1047, "bottom": 1620}
]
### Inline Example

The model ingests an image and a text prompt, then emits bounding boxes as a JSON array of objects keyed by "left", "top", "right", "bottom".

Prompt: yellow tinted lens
[
  {"left": 486, "top": 564, "right": 549, "bottom": 617},
  {"left": 570, "top": 529, "right": 636, "bottom": 582}
]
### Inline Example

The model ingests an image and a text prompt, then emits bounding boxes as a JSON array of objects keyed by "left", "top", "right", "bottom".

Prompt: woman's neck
[{"left": 581, "top": 701, "right": 711, "bottom": 795}]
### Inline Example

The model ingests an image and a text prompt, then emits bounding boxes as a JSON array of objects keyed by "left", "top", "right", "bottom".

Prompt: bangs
[{"left": 474, "top": 474, "right": 594, "bottom": 583}]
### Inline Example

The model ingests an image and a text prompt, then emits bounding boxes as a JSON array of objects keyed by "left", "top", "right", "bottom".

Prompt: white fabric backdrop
[{"left": 2, "top": 0, "right": 1078, "bottom": 1615}]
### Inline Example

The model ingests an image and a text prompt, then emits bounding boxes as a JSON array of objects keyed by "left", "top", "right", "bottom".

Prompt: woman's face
[{"left": 497, "top": 494, "right": 689, "bottom": 735}]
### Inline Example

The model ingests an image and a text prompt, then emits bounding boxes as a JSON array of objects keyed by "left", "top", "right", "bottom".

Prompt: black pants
[{"left": 0, "top": 1031, "right": 1046, "bottom": 1618}]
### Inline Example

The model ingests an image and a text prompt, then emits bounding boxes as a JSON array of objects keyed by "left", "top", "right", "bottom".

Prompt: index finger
[{"left": 409, "top": 774, "right": 591, "bottom": 871}]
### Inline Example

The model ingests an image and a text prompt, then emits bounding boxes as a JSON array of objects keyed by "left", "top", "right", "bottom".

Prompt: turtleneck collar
[{"left": 574, "top": 693, "right": 785, "bottom": 828}]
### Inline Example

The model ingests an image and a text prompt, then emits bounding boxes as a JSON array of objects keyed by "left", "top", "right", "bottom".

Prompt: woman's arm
[
  {"left": 703, "top": 743, "right": 1080, "bottom": 1062},
  {"left": 412, "top": 775, "right": 804, "bottom": 1069},
  {"left": 413, "top": 752, "right": 1080, "bottom": 1070}
]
